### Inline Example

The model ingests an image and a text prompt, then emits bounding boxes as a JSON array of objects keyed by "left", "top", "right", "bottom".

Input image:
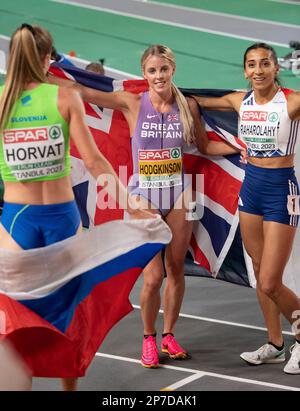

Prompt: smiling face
[
  {"left": 244, "top": 47, "right": 279, "bottom": 91},
  {"left": 142, "top": 55, "right": 175, "bottom": 94}
]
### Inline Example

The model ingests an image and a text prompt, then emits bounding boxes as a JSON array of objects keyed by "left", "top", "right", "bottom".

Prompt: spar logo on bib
[
  {"left": 171, "top": 147, "right": 180, "bottom": 159},
  {"left": 268, "top": 112, "right": 279, "bottom": 122},
  {"left": 241, "top": 111, "right": 268, "bottom": 121},
  {"left": 4, "top": 127, "right": 48, "bottom": 144},
  {"left": 49, "top": 126, "right": 61, "bottom": 139}
]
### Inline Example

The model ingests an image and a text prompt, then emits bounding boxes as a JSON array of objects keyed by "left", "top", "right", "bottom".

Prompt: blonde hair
[
  {"left": 0, "top": 24, "right": 53, "bottom": 131},
  {"left": 141, "top": 45, "right": 194, "bottom": 143}
]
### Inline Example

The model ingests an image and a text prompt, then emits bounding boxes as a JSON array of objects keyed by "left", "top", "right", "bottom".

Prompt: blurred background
[{"left": 0, "top": 0, "right": 300, "bottom": 88}]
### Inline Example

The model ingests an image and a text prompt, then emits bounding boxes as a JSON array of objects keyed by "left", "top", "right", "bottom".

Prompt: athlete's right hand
[
  {"left": 127, "top": 195, "right": 157, "bottom": 220},
  {"left": 128, "top": 208, "right": 158, "bottom": 220}
]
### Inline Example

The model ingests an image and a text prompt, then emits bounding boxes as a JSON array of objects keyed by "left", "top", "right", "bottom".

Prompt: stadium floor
[
  {"left": 31, "top": 276, "right": 300, "bottom": 392},
  {"left": 1, "top": 0, "right": 300, "bottom": 392}
]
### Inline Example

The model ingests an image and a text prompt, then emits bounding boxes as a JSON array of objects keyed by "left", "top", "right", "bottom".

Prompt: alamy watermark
[{"left": 96, "top": 167, "right": 205, "bottom": 220}]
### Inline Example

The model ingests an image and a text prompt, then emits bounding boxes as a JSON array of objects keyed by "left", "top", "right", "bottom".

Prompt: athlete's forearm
[
  {"left": 205, "top": 141, "right": 240, "bottom": 156},
  {"left": 85, "top": 156, "right": 138, "bottom": 214},
  {"left": 192, "top": 94, "right": 236, "bottom": 111}
]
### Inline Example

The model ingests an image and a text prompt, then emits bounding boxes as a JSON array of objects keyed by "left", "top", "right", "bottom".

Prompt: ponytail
[
  {"left": 0, "top": 24, "right": 52, "bottom": 131},
  {"left": 171, "top": 84, "right": 194, "bottom": 143}
]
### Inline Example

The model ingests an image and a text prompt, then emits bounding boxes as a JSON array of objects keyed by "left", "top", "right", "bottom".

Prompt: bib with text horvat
[{"left": 3, "top": 124, "right": 65, "bottom": 181}]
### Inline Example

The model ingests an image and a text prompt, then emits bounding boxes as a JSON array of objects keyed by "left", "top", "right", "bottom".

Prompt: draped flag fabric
[
  {"left": 1, "top": 64, "right": 300, "bottom": 378},
  {"left": 49, "top": 64, "right": 254, "bottom": 286},
  {"left": 0, "top": 218, "right": 171, "bottom": 377},
  {"left": 48, "top": 63, "right": 300, "bottom": 297}
]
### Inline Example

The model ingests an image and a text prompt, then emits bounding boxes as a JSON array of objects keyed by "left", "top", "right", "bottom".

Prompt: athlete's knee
[
  {"left": 257, "top": 278, "right": 282, "bottom": 299},
  {"left": 143, "top": 273, "right": 163, "bottom": 293},
  {"left": 165, "top": 258, "right": 185, "bottom": 277}
]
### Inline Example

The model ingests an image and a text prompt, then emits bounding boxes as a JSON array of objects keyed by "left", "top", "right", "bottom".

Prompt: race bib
[
  {"left": 239, "top": 109, "right": 280, "bottom": 151},
  {"left": 3, "top": 124, "right": 65, "bottom": 180},
  {"left": 138, "top": 147, "right": 182, "bottom": 189},
  {"left": 287, "top": 194, "right": 300, "bottom": 216}
]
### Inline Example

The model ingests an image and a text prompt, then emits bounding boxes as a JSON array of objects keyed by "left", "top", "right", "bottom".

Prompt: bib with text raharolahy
[{"left": 239, "top": 104, "right": 282, "bottom": 151}]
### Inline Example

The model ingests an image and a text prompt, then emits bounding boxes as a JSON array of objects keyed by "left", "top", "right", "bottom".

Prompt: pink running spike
[
  {"left": 161, "top": 334, "right": 188, "bottom": 359},
  {"left": 141, "top": 336, "right": 159, "bottom": 368}
]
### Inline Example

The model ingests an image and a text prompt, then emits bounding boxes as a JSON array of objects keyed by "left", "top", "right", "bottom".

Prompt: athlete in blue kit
[{"left": 193, "top": 42, "right": 300, "bottom": 375}]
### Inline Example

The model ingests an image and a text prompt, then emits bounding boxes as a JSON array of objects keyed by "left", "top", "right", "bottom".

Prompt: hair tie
[{"left": 20, "top": 23, "right": 35, "bottom": 35}]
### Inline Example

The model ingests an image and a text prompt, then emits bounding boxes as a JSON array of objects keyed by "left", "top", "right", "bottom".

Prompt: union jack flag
[
  {"left": 49, "top": 63, "right": 253, "bottom": 287},
  {"left": 49, "top": 64, "right": 300, "bottom": 294},
  {"left": 167, "top": 113, "right": 179, "bottom": 122}
]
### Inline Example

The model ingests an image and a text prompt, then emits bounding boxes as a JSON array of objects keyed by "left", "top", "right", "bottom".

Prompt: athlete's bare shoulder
[
  {"left": 57, "top": 86, "right": 81, "bottom": 122},
  {"left": 287, "top": 90, "right": 300, "bottom": 120},
  {"left": 228, "top": 91, "right": 247, "bottom": 111}
]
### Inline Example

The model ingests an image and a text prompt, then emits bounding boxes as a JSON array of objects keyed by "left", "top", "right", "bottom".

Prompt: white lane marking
[
  {"left": 95, "top": 352, "right": 300, "bottom": 391},
  {"left": 132, "top": 304, "right": 294, "bottom": 335},
  {"left": 50, "top": 0, "right": 290, "bottom": 48},
  {"left": 131, "top": 0, "right": 300, "bottom": 29},
  {"left": 161, "top": 373, "right": 205, "bottom": 391},
  {"left": 267, "top": 0, "right": 300, "bottom": 4}
]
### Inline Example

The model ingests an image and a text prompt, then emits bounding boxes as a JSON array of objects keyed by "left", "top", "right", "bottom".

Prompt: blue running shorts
[
  {"left": 1, "top": 200, "right": 81, "bottom": 249},
  {"left": 239, "top": 163, "right": 300, "bottom": 227}
]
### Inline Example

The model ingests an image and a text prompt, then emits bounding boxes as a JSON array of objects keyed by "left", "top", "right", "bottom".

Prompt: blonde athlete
[
  {"left": 0, "top": 24, "right": 150, "bottom": 390},
  {"left": 51, "top": 44, "right": 240, "bottom": 368},
  {"left": 193, "top": 43, "right": 300, "bottom": 375}
]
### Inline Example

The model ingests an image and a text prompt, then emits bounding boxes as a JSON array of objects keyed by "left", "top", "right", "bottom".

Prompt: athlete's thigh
[
  {"left": 165, "top": 204, "right": 193, "bottom": 264},
  {"left": 130, "top": 195, "right": 164, "bottom": 281},
  {"left": 143, "top": 250, "right": 165, "bottom": 286},
  {"left": 0, "top": 224, "right": 23, "bottom": 250},
  {"left": 239, "top": 211, "right": 264, "bottom": 264},
  {"left": 260, "top": 221, "right": 296, "bottom": 281}
]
